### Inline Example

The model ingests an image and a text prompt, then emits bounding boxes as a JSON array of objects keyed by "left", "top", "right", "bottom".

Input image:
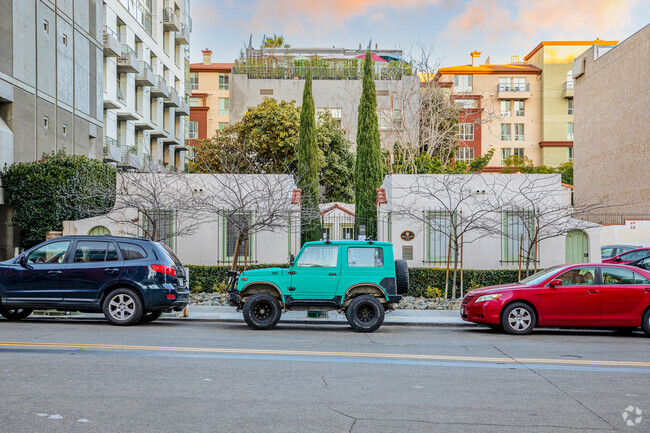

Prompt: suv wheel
[
  {"left": 395, "top": 260, "right": 409, "bottom": 295},
  {"left": 103, "top": 288, "right": 143, "bottom": 326},
  {"left": 243, "top": 293, "right": 282, "bottom": 330},
  {"left": 345, "top": 295, "right": 385, "bottom": 333},
  {"left": 138, "top": 310, "right": 162, "bottom": 324},
  {"left": 501, "top": 302, "right": 536, "bottom": 335},
  {"left": 0, "top": 307, "right": 33, "bottom": 321},
  {"left": 642, "top": 309, "right": 650, "bottom": 337}
]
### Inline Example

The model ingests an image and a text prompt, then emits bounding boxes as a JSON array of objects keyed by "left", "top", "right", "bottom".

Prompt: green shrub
[{"left": 186, "top": 264, "right": 522, "bottom": 298}]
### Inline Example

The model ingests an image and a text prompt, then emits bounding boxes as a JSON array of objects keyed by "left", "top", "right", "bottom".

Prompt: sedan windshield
[{"left": 517, "top": 265, "right": 564, "bottom": 285}]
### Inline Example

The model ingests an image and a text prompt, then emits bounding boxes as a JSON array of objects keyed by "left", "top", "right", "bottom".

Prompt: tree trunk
[{"left": 230, "top": 231, "right": 245, "bottom": 271}]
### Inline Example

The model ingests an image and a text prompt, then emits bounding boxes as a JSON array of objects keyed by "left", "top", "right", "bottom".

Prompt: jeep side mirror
[
  {"left": 289, "top": 254, "right": 295, "bottom": 266},
  {"left": 549, "top": 279, "right": 562, "bottom": 287}
]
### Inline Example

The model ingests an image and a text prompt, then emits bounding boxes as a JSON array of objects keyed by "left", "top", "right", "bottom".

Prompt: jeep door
[
  {"left": 338, "top": 246, "right": 388, "bottom": 297},
  {"left": 290, "top": 245, "right": 341, "bottom": 299}
]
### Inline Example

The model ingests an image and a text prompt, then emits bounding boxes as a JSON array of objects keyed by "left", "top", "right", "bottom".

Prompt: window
[
  {"left": 340, "top": 224, "right": 355, "bottom": 240},
  {"left": 514, "top": 148, "right": 524, "bottom": 158},
  {"left": 296, "top": 246, "right": 339, "bottom": 267},
  {"left": 503, "top": 211, "right": 534, "bottom": 262},
  {"left": 456, "top": 147, "right": 474, "bottom": 163},
  {"left": 457, "top": 123, "right": 474, "bottom": 141},
  {"left": 501, "top": 148, "right": 511, "bottom": 164},
  {"left": 514, "top": 100, "right": 524, "bottom": 116},
  {"left": 514, "top": 124, "right": 524, "bottom": 141},
  {"left": 118, "top": 242, "right": 148, "bottom": 260},
  {"left": 427, "top": 211, "right": 455, "bottom": 262},
  {"left": 634, "top": 271, "right": 650, "bottom": 285},
  {"left": 225, "top": 213, "right": 251, "bottom": 259},
  {"left": 218, "top": 122, "right": 228, "bottom": 131},
  {"left": 567, "top": 122, "right": 574, "bottom": 140},
  {"left": 43, "top": 19, "right": 49, "bottom": 33},
  {"left": 73, "top": 241, "right": 118, "bottom": 263},
  {"left": 602, "top": 268, "right": 635, "bottom": 285},
  {"left": 219, "top": 98, "right": 229, "bottom": 115},
  {"left": 62, "top": 124, "right": 67, "bottom": 136},
  {"left": 348, "top": 247, "right": 384, "bottom": 267},
  {"left": 453, "top": 75, "right": 472, "bottom": 92},
  {"left": 322, "top": 224, "right": 332, "bottom": 241},
  {"left": 556, "top": 267, "right": 597, "bottom": 285},
  {"left": 188, "top": 121, "right": 198, "bottom": 139},
  {"left": 88, "top": 226, "right": 111, "bottom": 236},
  {"left": 62, "top": 34, "right": 68, "bottom": 46},
  {"left": 454, "top": 99, "right": 476, "bottom": 109},
  {"left": 512, "top": 77, "right": 526, "bottom": 91},
  {"left": 618, "top": 250, "right": 650, "bottom": 262},
  {"left": 500, "top": 100, "right": 511, "bottom": 117},
  {"left": 219, "top": 74, "right": 229, "bottom": 90},
  {"left": 116, "top": 76, "right": 124, "bottom": 101},
  {"left": 189, "top": 97, "right": 200, "bottom": 106},
  {"left": 500, "top": 124, "right": 511, "bottom": 141},
  {"left": 142, "top": 210, "right": 174, "bottom": 248},
  {"left": 43, "top": 116, "right": 49, "bottom": 129},
  {"left": 26, "top": 241, "right": 70, "bottom": 264},
  {"left": 378, "top": 109, "right": 402, "bottom": 130},
  {"left": 567, "top": 99, "right": 573, "bottom": 115},
  {"left": 189, "top": 73, "right": 198, "bottom": 90},
  {"left": 392, "top": 109, "right": 402, "bottom": 129},
  {"left": 316, "top": 108, "right": 342, "bottom": 126},
  {"left": 567, "top": 147, "right": 573, "bottom": 161}
]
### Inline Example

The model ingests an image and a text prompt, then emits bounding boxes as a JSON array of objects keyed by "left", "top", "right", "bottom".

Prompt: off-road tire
[
  {"left": 243, "top": 293, "right": 282, "bottom": 330},
  {"left": 501, "top": 302, "right": 536, "bottom": 335},
  {"left": 0, "top": 307, "right": 33, "bottom": 321},
  {"left": 138, "top": 310, "right": 162, "bottom": 323},
  {"left": 395, "top": 260, "right": 409, "bottom": 295},
  {"left": 642, "top": 309, "right": 650, "bottom": 337},
  {"left": 102, "top": 288, "right": 143, "bottom": 326},
  {"left": 345, "top": 295, "right": 385, "bottom": 333}
]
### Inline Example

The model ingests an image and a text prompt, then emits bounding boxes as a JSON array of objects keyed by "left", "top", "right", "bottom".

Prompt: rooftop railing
[{"left": 231, "top": 64, "right": 413, "bottom": 80}]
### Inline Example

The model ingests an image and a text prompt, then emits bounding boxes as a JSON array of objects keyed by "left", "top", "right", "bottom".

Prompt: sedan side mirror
[
  {"left": 289, "top": 254, "right": 295, "bottom": 266},
  {"left": 549, "top": 279, "right": 563, "bottom": 287},
  {"left": 614, "top": 257, "right": 622, "bottom": 262},
  {"left": 18, "top": 254, "right": 30, "bottom": 269}
]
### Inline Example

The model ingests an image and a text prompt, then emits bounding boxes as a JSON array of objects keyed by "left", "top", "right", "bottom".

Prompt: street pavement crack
[
  {"left": 321, "top": 375, "right": 328, "bottom": 388},
  {"left": 328, "top": 407, "right": 357, "bottom": 433},
  {"left": 491, "top": 344, "right": 619, "bottom": 431}
]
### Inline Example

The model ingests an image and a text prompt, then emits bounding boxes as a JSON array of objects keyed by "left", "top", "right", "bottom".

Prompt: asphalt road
[{"left": 0, "top": 318, "right": 649, "bottom": 433}]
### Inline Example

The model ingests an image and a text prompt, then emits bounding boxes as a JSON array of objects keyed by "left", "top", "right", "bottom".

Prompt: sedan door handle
[
  {"left": 587, "top": 289, "right": 599, "bottom": 294},
  {"left": 329, "top": 272, "right": 337, "bottom": 276},
  {"left": 48, "top": 270, "right": 62, "bottom": 275},
  {"left": 644, "top": 288, "right": 650, "bottom": 293},
  {"left": 105, "top": 268, "right": 120, "bottom": 274}
]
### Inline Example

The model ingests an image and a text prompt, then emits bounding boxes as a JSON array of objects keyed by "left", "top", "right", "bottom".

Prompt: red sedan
[
  {"left": 461, "top": 264, "right": 650, "bottom": 335},
  {"left": 602, "top": 247, "right": 650, "bottom": 264}
]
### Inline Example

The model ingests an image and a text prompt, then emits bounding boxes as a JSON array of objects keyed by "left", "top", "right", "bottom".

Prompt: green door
[
  {"left": 290, "top": 245, "right": 340, "bottom": 299},
  {"left": 565, "top": 230, "right": 589, "bottom": 264}
]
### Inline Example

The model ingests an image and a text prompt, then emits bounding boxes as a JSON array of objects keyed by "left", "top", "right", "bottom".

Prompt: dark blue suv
[{"left": 0, "top": 235, "right": 189, "bottom": 325}]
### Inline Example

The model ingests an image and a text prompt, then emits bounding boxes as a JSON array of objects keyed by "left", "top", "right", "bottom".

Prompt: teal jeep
[{"left": 227, "top": 240, "right": 408, "bottom": 332}]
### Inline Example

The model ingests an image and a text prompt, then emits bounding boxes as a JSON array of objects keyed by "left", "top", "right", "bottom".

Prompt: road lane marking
[{"left": 0, "top": 340, "right": 649, "bottom": 369}]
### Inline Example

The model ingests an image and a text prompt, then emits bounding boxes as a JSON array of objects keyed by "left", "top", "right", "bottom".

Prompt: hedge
[{"left": 186, "top": 264, "right": 522, "bottom": 298}]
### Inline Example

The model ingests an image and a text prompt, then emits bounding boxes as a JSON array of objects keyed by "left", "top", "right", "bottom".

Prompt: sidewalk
[{"left": 31, "top": 306, "right": 474, "bottom": 326}]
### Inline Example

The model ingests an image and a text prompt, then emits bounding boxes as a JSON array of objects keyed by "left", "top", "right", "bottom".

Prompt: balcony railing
[
  {"left": 118, "top": 45, "right": 140, "bottom": 73},
  {"left": 563, "top": 80, "right": 574, "bottom": 90},
  {"left": 102, "top": 26, "right": 121, "bottom": 57},
  {"left": 231, "top": 64, "right": 413, "bottom": 80},
  {"left": 135, "top": 61, "right": 155, "bottom": 86},
  {"left": 497, "top": 83, "right": 530, "bottom": 92},
  {"left": 150, "top": 74, "right": 170, "bottom": 98},
  {"left": 103, "top": 137, "right": 120, "bottom": 162},
  {"left": 162, "top": 8, "right": 180, "bottom": 31},
  {"left": 174, "top": 23, "right": 190, "bottom": 45}
]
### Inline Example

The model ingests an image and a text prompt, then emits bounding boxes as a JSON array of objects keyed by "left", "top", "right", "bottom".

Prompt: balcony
[
  {"left": 162, "top": 8, "right": 181, "bottom": 32},
  {"left": 103, "top": 90, "right": 123, "bottom": 109},
  {"left": 102, "top": 137, "right": 120, "bottom": 163},
  {"left": 102, "top": 26, "right": 121, "bottom": 57},
  {"left": 497, "top": 83, "right": 530, "bottom": 100},
  {"left": 150, "top": 75, "right": 170, "bottom": 98},
  {"left": 116, "top": 110, "right": 139, "bottom": 121},
  {"left": 174, "top": 23, "right": 190, "bottom": 45},
  {"left": 563, "top": 80, "right": 574, "bottom": 98},
  {"left": 176, "top": 98, "right": 190, "bottom": 116},
  {"left": 118, "top": 145, "right": 140, "bottom": 170},
  {"left": 164, "top": 89, "right": 181, "bottom": 108},
  {"left": 117, "top": 45, "right": 140, "bottom": 73},
  {"left": 135, "top": 62, "right": 155, "bottom": 87}
]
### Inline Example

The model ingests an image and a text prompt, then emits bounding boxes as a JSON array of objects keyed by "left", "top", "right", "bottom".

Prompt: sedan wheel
[
  {"left": 102, "top": 288, "right": 143, "bottom": 326},
  {"left": 502, "top": 303, "right": 536, "bottom": 335}
]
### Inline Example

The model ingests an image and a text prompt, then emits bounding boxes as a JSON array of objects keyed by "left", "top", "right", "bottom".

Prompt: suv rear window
[
  {"left": 348, "top": 247, "right": 384, "bottom": 267},
  {"left": 157, "top": 242, "right": 182, "bottom": 266},
  {"left": 118, "top": 242, "right": 148, "bottom": 260}
]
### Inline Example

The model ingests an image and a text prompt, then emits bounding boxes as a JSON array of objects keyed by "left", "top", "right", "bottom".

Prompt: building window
[
  {"left": 188, "top": 121, "right": 198, "bottom": 139},
  {"left": 457, "top": 123, "right": 474, "bottom": 141},
  {"left": 453, "top": 75, "right": 472, "bottom": 93},
  {"left": 219, "top": 98, "right": 229, "bottom": 115},
  {"left": 43, "top": 19, "right": 49, "bottom": 33},
  {"left": 218, "top": 122, "right": 228, "bottom": 131},
  {"left": 189, "top": 73, "right": 198, "bottom": 90},
  {"left": 503, "top": 210, "right": 534, "bottom": 262},
  {"left": 224, "top": 213, "right": 252, "bottom": 260},
  {"left": 500, "top": 100, "right": 511, "bottom": 117},
  {"left": 500, "top": 124, "right": 511, "bottom": 141},
  {"left": 143, "top": 210, "right": 174, "bottom": 248},
  {"left": 189, "top": 97, "right": 200, "bottom": 107},
  {"left": 567, "top": 99, "right": 573, "bottom": 115},
  {"left": 498, "top": 77, "right": 511, "bottom": 91},
  {"left": 567, "top": 122, "right": 574, "bottom": 140},
  {"left": 567, "top": 147, "right": 574, "bottom": 161},
  {"left": 316, "top": 108, "right": 342, "bottom": 126},
  {"left": 43, "top": 116, "right": 49, "bottom": 129},
  {"left": 514, "top": 100, "right": 525, "bottom": 116},
  {"left": 62, "top": 34, "right": 68, "bottom": 46},
  {"left": 426, "top": 211, "right": 456, "bottom": 262},
  {"left": 378, "top": 109, "right": 402, "bottom": 130},
  {"left": 454, "top": 99, "right": 476, "bottom": 109},
  {"left": 514, "top": 124, "right": 524, "bottom": 141},
  {"left": 514, "top": 148, "right": 524, "bottom": 158},
  {"left": 116, "top": 76, "right": 124, "bottom": 101},
  {"left": 62, "top": 124, "right": 67, "bottom": 136},
  {"left": 219, "top": 74, "right": 229, "bottom": 90},
  {"left": 512, "top": 77, "right": 526, "bottom": 91},
  {"left": 501, "top": 148, "right": 511, "bottom": 165},
  {"left": 456, "top": 147, "right": 474, "bottom": 163}
]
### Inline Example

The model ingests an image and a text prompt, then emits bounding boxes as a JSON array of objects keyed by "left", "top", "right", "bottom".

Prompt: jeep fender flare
[
  {"left": 343, "top": 283, "right": 387, "bottom": 307},
  {"left": 240, "top": 281, "right": 285, "bottom": 307}
]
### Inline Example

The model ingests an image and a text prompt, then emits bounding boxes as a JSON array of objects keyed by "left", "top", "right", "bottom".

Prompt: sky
[{"left": 188, "top": 0, "right": 649, "bottom": 67}]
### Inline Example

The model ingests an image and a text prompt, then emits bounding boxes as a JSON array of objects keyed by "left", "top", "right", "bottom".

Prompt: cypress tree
[
  {"left": 297, "top": 68, "right": 322, "bottom": 244},
  {"left": 354, "top": 49, "right": 382, "bottom": 239}
]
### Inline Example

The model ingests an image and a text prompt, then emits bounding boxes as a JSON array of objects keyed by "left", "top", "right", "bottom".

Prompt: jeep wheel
[
  {"left": 345, "top": 295, "right": 385, "bottom": 333},
  {"left": 395, "top": 260, "right": 409, "bottom": 295},
  {"left": 0, "top": 307, "right": 33, "bottom": 321},
  {"left": 103, "top": 288, "right": 143, "bottom": 326},
  {"left": 243, "top": 293, "right": 282, "bottom": 330}
]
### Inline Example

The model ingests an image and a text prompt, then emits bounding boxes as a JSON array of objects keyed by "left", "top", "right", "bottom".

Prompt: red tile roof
[{"left": 189, "top": 63, "right": 234, "bottom": 72}]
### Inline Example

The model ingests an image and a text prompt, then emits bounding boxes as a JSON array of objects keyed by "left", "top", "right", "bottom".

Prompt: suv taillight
[{"left": 151, "top": 264, "right": 177, "bottom": 276}]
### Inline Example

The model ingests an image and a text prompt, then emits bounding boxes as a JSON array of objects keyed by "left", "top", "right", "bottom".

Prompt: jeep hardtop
[{"left": 227, "top": 240, "right": 408, "bottom": 332}]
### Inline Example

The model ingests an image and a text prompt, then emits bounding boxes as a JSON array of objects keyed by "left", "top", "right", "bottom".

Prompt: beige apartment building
[
  {"left": 436, "top": 40, "right": 616, "bottom": 170},
  {"left": 187, "top": 49, "right": 232, "bottom": 144},
  {"left": 573, "top": 25, "right": 650, "bottom": 215}
]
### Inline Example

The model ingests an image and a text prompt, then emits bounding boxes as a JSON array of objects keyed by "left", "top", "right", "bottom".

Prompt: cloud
[{"left": 248, "top": 0, "right": 441, "bottom": 35}]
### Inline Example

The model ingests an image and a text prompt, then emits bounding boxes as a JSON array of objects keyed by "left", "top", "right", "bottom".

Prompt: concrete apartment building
[
  {"left": 187, "top": 49, "right": 233, "bottom": 145},
  {"left": 102, "top": 0, "right": 191, "bottom": 172},
  {"left": 229, "top": 45, "right": 420, "bottom": 149},
  {"left": 435, "top": 40, "right": 616, "bottom": 170},
  {"left": 573, "top": 24, "right": 650, "bottom": 215}
]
